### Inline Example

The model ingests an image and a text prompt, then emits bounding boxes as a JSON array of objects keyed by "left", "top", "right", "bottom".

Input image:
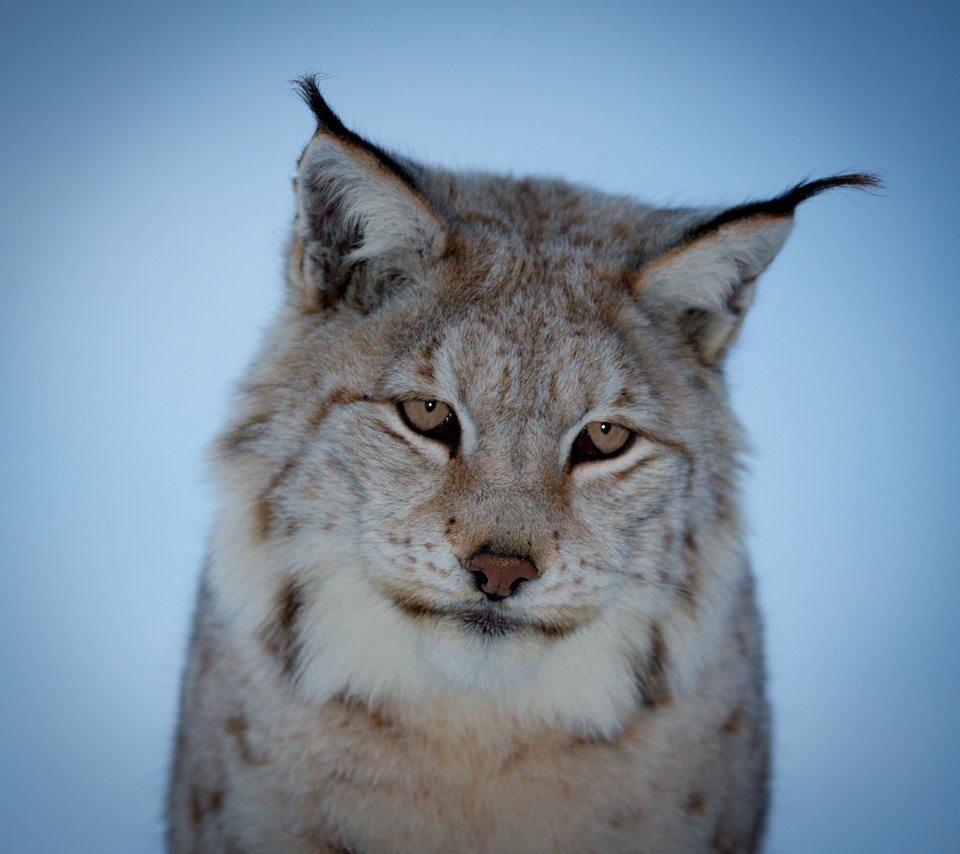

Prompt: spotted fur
[{"left": 167, "top": 76, "right": 876, "bottom": 853}]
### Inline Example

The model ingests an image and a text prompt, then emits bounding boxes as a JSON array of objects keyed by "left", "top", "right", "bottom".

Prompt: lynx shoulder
[{"left": 167, "top": 76, "right": 876, "bottom": 853}]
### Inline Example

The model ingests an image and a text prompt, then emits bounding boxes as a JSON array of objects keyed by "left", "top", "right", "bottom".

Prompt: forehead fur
[{"left": 414, "top": 166, "right": 676, "bottom": 265}]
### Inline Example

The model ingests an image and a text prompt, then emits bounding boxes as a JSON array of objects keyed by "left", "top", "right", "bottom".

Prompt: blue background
[{"left": 2, "top": 1, "right": 957, "bottom": 851}]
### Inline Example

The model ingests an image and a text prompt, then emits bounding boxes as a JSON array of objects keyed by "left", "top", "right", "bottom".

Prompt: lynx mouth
[
  {"left": 458, "top": 607, "right": 522, "bottom": 638},
  {"left": 388, "top": 594, "right": 580, "bottom": 641}
]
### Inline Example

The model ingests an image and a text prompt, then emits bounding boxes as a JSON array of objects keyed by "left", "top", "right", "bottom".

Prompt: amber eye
[
  {"left": 398, "top": 399, "right": 460, "bottom": 454},
  {"left": 571, "top": 421, "right": 634, "bottom": 465}
]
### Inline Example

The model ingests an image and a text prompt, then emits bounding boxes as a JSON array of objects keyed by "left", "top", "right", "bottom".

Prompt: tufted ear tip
[
  {"left": 292, "top": 74, "right": 345, "bottom": 134},
  {"left": 286, "top": 78, "right": 447, "bottom": 313},
  {"left": 634, "top": 174, "right": 880, "bottom": 365}
]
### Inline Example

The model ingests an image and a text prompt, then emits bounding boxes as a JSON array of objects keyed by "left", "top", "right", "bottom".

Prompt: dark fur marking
[
  {"left": 254, "top": 459, "right": 296, "bottom": 542},
  {"left": 415, "top": 337, "right": 439, "bottom": 384},
  {"left": 309, "top": 388, "right": 374, "bottom": 429},
  {"left": 254, "top": 388, "right": 374, "bottom": 541},
  {"left": 190, "top": 787, "right": 225, "bottom": 827},
  {"left": 686, "top": 790, "right": 707, "bottom": 814},
  {"left": 219, "top": 414, "right": 272, "bottom": 456},
  {"left": 390, "top": 593, "right": 446, "bottom": 623},
  {"left": 635, "top": 624, "right": 670, "bottom": 708},
  {"left": 607, "top": 801, "right": 646, "bottom": 830},
  {"left": 722, "top": 709, "right": 743, "bottom": 735},
  {"left": 254, "top": 500, "right": 273, "bottom": 543},
  {"left": 261, "top": 578, "right": 305, "bottom": 677},
  {"left": 715, "top": 487, "right": 736, "bottom": 524},
  {"left": 376, "top": 421, "right": 429, "bottom": 455},
  {"left": 224, "top": 715, "right": 269, "bottom": 766},
  {"left": 329, "top": 693, "right": 401, "bottom": 737},
  {"left": 607, "top": 452, "right": 661, "bottom": 482},
  {"left": 499, "top": 742, "right": 532, "bottom": 771},
  {"left": 681, "top": 528, "right": 701, "bottom": 610}
]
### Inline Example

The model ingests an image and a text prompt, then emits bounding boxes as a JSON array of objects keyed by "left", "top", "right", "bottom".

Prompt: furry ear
[
  {"left": 288, "top": 76, "right": 447, "bottom": 312},
  {"left": 635, "top": 174, "right": 880, "bottom": 365}
]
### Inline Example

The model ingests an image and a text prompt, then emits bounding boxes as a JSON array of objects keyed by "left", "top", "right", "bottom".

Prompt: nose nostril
[
  {"left": 509, "top": 577, "right": 527, "bottom": 594},
  {"left": 466, "top": 550, "right": 539, "bottom": 600},
  {"left": 470, "top": 570, "right": 490, "bottom": 590}
]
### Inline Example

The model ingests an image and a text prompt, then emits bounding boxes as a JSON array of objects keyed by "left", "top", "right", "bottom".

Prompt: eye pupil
[
  {"left": 600, "top": 422, "right": 611, "bottom": 434},
  {"left": 425, "top": 400, "right": 436, "bottom": 412}
]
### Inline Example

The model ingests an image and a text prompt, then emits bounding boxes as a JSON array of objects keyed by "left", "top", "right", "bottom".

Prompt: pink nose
[{"left": 467, "top": 551, "right": 540, "bottom": 600}]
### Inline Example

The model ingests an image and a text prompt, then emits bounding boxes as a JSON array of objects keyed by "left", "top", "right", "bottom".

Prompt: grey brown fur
[{"left": 168, "top": 76, "right": 875, "bottom": 853}]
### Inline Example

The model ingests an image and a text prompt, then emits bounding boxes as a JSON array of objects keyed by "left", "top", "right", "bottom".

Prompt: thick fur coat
[{"left": 167, "top": 77, "right": 875, "bottom": 853}]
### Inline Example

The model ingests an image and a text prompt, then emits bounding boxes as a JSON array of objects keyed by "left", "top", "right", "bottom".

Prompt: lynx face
[{"left": 213, "top": 252, "right": 698, "bottom": 726}]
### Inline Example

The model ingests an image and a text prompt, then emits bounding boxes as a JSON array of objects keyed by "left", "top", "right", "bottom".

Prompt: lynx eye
[
  {"left": 398, "top": 399, "right": 460, "bottom": 453},
  {"left": 571, "top": 421, "right": 634, "bottom": 465}
]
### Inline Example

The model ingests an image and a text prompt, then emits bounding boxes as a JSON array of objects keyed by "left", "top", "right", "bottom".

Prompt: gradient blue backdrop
[{"left": 2, "top": 1, "right": 958, "bottom": 851}]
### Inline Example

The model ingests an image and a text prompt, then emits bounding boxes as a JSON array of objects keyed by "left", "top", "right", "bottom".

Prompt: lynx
[{"left": 167, "top": 76, "right": 875, "bottom": 853}]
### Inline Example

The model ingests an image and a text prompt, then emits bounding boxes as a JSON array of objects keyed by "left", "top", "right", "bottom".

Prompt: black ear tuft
[
  {"left": 293, "top": 73, "right": 352, "bottom": 137},
  {"left": 291, "top": 73, "right": 418, "bottom": 188},
  {"left": 682, "top": 172, "right": 882, "bottom": 245}
]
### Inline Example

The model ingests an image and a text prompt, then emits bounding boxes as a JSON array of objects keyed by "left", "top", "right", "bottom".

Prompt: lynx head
[{"left": 207, "top": 77, "right": 876, "bottom": 737}]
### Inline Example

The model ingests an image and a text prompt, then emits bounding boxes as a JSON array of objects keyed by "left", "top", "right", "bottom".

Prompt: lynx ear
[
  {"left": 289, "top": 76, "right": 447, "bottom": 312},
  {"left": 635, "top": 174, "right": 880, "bottom": 365}
]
